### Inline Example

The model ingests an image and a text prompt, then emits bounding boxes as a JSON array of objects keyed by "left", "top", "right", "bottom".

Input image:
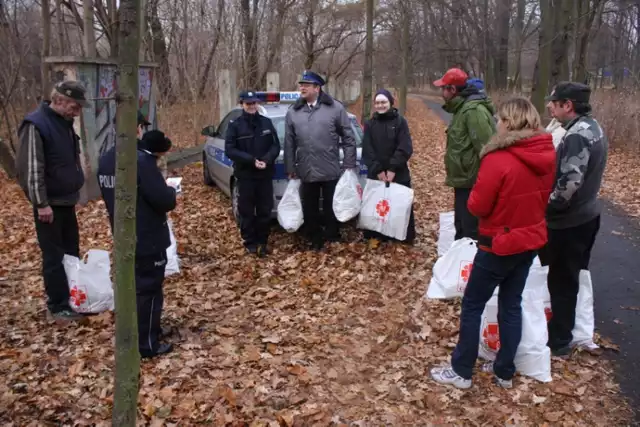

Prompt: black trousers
[
  {"left": 136, "top": 251, "right": 166, "bottom": 357},
  {"left": 363, "top": 179, "right": 416, "bottom": 242},
  {"left": 237, "top": 177, "right": 274, "bottom": 248},
  {"left": 539, "top": 216, "right": 600, "bottom": 350},
  {"left": 454, "top": 188, "right": 478, "bottom": 240},
  {"left": 33, "top": 206, "right": 80, "bottom": 313},
  {"left": 301, "top": 179, "right": 339, "bottom": 244}
]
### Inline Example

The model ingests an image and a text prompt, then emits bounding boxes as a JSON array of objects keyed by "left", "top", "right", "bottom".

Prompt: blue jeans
[{"left": 451, "top": 249, "right": 535, "bottom": 380}]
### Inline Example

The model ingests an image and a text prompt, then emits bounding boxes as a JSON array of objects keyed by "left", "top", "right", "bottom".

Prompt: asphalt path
[{"left": 416, "top": 94, "right": 640, "bottom": 423}]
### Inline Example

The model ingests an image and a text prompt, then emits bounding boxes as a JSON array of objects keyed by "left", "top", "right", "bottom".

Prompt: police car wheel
[
  {"left": 203, "top": 152, "right": 214, "bottom": 186},
  {"left": 231, "top": 181, "right": 240, "bottom": 224}
]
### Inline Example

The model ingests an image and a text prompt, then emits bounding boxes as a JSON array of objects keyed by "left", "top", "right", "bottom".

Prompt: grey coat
[{"left": 284, "top": 91, "right": 357, "bottom": 183}]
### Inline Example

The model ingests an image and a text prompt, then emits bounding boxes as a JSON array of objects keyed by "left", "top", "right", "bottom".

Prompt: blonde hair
[{"left": 497, "top": 97, "right": 541, "bottom": 131}]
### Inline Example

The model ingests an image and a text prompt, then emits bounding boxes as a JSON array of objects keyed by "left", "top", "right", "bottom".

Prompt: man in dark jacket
[
  {"left": 16, "top": 80, "right": 88, "bottom": 321},
  {"left": 284, "top": 71, "right": 357, "bottom": 251},
  {"left": 433, "top": 68, "right": 496, "bottom": 241},
  {"left": 362, "top": 88, "right": 415, "bottom": 242},
  {"left": 541, "top": 82, "right": 607, "bottom": 356},
  {"left": 225, "top": 90, "right": 281, "bottom": 256},
  {"left": 98, "top": 130, "right": 177, "bottom": 358}
]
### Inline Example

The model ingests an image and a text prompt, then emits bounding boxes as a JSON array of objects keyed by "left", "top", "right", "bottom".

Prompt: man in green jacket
[{"left": 434, "top": 68, "right": 496, "bottom": 240}]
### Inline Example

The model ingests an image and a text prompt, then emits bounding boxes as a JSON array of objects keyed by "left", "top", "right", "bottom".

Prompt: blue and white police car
[{"left": 201, "top": 91, "right": 368, "bottom": 222}]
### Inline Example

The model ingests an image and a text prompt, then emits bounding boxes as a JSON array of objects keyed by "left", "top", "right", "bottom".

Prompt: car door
[{"left": 211, "top": 109, "right": 242, "bottom": 193}]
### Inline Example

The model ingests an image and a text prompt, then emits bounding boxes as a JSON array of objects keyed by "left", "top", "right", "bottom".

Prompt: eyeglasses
[{"left": 244, "top": 102, "right": 257, "bottom": 106}]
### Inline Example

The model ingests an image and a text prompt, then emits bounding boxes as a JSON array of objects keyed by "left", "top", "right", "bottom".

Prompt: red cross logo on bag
[
  {"left": 376, "top": 199, "right": 390, "bottom": 218},
  {"left": 457, "top": 261, "right": 473, "bottom": 292},
  {"left": 70, "top": 286, "right": 87, "bottom": 307},
  {"left": 356, "top": 184, "right": 363, "bottom": 200},
  {"left": 482, "top": 323, "right": 501, "bottom": 352},
  {"left": 544, "top": 306, "right": 553, "bottom": 322}
]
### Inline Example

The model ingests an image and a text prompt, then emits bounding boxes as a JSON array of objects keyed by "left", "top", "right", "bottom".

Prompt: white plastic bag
[
  {"left": 333, "top": 169, "right": 363, "bottom": 222},
  {"left": 63, "top": 249, "right": 114, "bottom": 314},
  {"left": 277, "top": 179, "right": 304, "bottom": 232},
  {"left": 357, "top": 179, "right": 414, "bottom": 240},
  {"left": 426, "top": 238, "right": 477, "bottom": 299},
  {"left": 437, "top": 211, "right": 455, "bottom": 256},
  {"left": 543, "top": 269, "right": 597, "bottom": 349},
  {"left": 478, "top": 264, "right": 552, "bottom": 383},
  {"left": 165, "top": 220, "right": 180, "bottom": 277}
]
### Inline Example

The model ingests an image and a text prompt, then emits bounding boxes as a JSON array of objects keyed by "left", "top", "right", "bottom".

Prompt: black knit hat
[
  {"left": 375, "top": 88, "right": 394, "bottom": 106},
  {"left": 139, "top": 130, "right": 172, "bottom": 153}
]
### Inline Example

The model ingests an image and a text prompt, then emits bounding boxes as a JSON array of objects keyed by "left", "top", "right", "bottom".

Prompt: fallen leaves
[{"left": 0, "top": 98, "right": 633, "bottom": 425}]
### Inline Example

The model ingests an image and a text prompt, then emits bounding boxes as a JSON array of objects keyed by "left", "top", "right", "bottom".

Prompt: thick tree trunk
[
  {"left": 549, "top": 0, "right": 572, "bottom": 87},
  {"left": 512, "top": 0, "right": 525, "bottom": 91},
  {"left": 83, "top": 0, "right": 96, "bottom": 57},
  {"left": 531, "top": 0, "right": 553, "bottom": 115},
  {"left": 495, "top": 0, "right": 510, "bottom": 89},
  {"left": 112, "top": 0, "right": 141, "bottom": 422},
  {"left": 361, "top": 0, "right": 374, "bottom": 121},
  {"left": 41, "top": 0, "right": 51, "bottom": 98},
  {"left": 398, "top": 5, "right": 409, "bottom": 116},
  {"left": 148, "top": 0, "right": 172, "bottom": 101}
]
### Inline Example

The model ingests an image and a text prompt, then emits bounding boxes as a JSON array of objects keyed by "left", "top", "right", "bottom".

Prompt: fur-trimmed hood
[
  {"left": 292, "top": 90, "right": 334, "bottom": 111},
  {"left": 480, "top": 128, "right": 555, "bottom": 176}
]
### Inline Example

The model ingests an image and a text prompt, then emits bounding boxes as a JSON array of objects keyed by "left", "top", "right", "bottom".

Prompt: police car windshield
[{"left": 270, "top": 116, "right": 363, "bottom": 149}]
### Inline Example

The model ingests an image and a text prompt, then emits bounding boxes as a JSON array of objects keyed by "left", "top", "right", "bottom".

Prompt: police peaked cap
[{"left": 298, "top": 70, "right": 325, "bottom": 86}]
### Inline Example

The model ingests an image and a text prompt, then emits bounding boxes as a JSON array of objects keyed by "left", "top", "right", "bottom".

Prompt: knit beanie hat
[
  {"left": 375, "top": 88, "right": 394, "bottom": 106},
  {"left": 140, "top": 130, "right": 172, "bottom": 154}
]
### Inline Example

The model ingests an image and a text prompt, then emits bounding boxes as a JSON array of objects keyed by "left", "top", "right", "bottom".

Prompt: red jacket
[{"left": 468, "top": 130, "right": 556, "bottom": 255}]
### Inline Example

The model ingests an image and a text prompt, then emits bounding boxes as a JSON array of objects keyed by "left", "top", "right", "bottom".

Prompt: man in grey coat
[{"left": 284, "top": 71, "right": 357, "bottom": 251}]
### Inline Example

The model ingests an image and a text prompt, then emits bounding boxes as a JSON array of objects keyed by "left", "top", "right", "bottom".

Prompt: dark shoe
[
  {"left": 551, "top": 345, "right": 572, "bottom": 358},
  {"left": 325, "top": 234, "right": 342, "bottom": 243},
  {"left": 160, "top": 326, "right": 173, "bottom": 338},
  {"left": 48, "top": 309, "right": 84, "bottom": 322},
  {"left": 246, "top": 245, "right": 258, "bottom": 255},
  {"left": 141, "top": 342, "right": 174, "bottom": 359},
  {"left": 310, "top": 240, "right": 324, "bottom": 252},
  {"left": 256, "top": 245, "right": 269, "bottom": 258}
]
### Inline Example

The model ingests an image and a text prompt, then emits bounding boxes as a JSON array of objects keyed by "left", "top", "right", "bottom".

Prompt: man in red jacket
[{"left": 431, "top": 98, "right": 556, "bottom": 389}]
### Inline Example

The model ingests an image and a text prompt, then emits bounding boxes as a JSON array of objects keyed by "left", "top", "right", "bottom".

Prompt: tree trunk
[
  {"left": 512, "top": 0, "right": 525, "bottom": 91},
  {"left": 361, "top": 0, "right": 374, "bottom": 121},
  {"left": 573, "top": 0, "right": 602, "bottom": 84},
  {"left": 495, "top": 0, "right": 510, "bottom": 89},
  {"left": 148, "top": 0, "right": 172, "bottom": 101},
  {"left": 41, "top": 0, "right": 51, "bottom": 99},
  {"left": 531, "top": 0, "right": 553, "bottom": 115},
  {"left": 109, "top": 0, "right": 119, "bottom": 56},
  {"left": 549, "top": 0, "right": 572, "bottom": 86},
  {"left": 112, "top": 0, "right": 141, "bottom": 422},
  {"left": 83, "top": 0, "right": 96, "bottom": 57},
  {"left": 198, "top": 0, "right": 225, "bottom": 97},
  {"left": 56, "top": 0, "right": 65, "bottom": 55},
  {"left": 398, "top": 5, "right": 409, "bottom": 116}
]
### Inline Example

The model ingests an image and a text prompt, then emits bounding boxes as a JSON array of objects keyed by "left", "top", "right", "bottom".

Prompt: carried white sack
[
  {"left": 277, "top": 179, "right": 304, "bottom": 232},
  {"left": 357, "top": 179, "right": 414, "bottom": 240},
  {"left": 63, "top": 249, "right": 114, "bottom": 314},
  {"left": 477, "top": 265, "right": 552, "bottom": 382},
  {"left": 543, "top": 269, "right": 597, "bottom": 349},
  {"left": 165, "top": 219, "right": 180, "bottom": 277},
  {"left": 437, "top": 211, "right": 455, "bottom": 256},
  {"left": 333, "top": 169, "right": 363, "bottom": 222},
  {"left": 426, "top": 238, "right": 477, "bottom": 299}
]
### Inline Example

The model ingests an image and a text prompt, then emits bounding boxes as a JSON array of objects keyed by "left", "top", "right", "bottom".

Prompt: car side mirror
[{"left": 201, "top": 125, "right": 218, "bottom": 137}]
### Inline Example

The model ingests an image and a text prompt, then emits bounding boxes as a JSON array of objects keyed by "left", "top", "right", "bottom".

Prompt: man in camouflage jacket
[{"left": 541, "top": 82, "right": 608, "bottom": 356}]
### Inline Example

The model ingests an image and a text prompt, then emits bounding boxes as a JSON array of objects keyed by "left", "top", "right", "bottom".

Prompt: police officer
[
  {"left": 97, "top": 126, "right": 177, "bottom": 358},
  {"left": 284, "top": 71, "right": 357, "bottom": 251},
  {"left": 225, "top": 90, "right": 281, "bottom": 257}
]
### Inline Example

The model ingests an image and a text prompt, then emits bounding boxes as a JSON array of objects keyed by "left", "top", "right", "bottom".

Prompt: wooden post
[
  {"left": 266, "top": 72, "right": 279, "bottom": 91},
  {"left": 218, "top": 69, "right": 236, "bottom": 123}
]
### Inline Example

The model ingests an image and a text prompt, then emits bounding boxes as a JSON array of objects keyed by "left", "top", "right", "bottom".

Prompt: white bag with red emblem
[
  {"left": 543, "top": 269, "right": 597, "bottom": 349},
  {"left": 478, "top": 264, "right": 552, "bottom": 382},
  {"left": 426, "top": 238, "right": 477, "bottom": 299},
  {"left": 357, "top": 179, "right": 414, "bottom": 240},
  {"left": 333, "top": 169, "right": 363, "bottom": 222},
  {"left": 63, "top": 249, "right": 114, "bottom": 314},
  {"left": 437, "top": 211, "right": 456, "bottom": 256},
  {"left": 277, "top": 179, "right": 304, "bottom": 232}
]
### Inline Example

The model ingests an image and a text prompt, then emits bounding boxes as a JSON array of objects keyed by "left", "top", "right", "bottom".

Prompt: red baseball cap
[{"left": 433, "top": 68, "right": 469, "bottom": 87}]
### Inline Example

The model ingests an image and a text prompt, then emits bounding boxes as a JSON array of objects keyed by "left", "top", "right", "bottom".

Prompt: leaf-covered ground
[{"left": 0, "top": 99, "right": 633, "bottom": 425}]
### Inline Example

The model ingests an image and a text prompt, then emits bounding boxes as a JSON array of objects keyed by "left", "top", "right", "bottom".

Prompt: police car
[{"left": 201, "top": 91, "right": 368, "bottom": 222}]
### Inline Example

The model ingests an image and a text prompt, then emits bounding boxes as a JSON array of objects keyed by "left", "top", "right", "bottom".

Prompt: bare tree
[{"left": 362, "top": 0, "right": 374, "bottom": 120}]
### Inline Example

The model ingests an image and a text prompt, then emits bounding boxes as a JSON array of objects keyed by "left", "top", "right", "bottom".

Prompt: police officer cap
[
  {"left": 298, "top": 70, "right": 325, "bottom": 86},
  {"left": 140, "top": 130, "right": 172, "bottom": 154},
  {"left": 238, "top": 90, "right": 260, "bottom": 103},
  {"left": 545, "top": 82, "right": 591, "bottom": 104}
]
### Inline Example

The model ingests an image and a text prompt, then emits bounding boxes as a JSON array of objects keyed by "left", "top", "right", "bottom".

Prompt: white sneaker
[
  {"left": 430, "top": 365, "right": 472, "bottom": 389},
  {"left": 480, "top": 362, "right": 513, "bottom": 389}
]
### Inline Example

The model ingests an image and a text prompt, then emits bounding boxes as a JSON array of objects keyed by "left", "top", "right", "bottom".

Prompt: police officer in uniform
[
  {"left": 225, "top": 90, "right": 281, "bottom": 257},
  {"left": 97, "top": 125, "right": 177, "bottom": 358}
]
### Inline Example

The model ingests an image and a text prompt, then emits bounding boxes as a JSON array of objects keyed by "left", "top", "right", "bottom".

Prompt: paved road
[{"left": 416, "top": 94, "right": 640, "bottom": 422}]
